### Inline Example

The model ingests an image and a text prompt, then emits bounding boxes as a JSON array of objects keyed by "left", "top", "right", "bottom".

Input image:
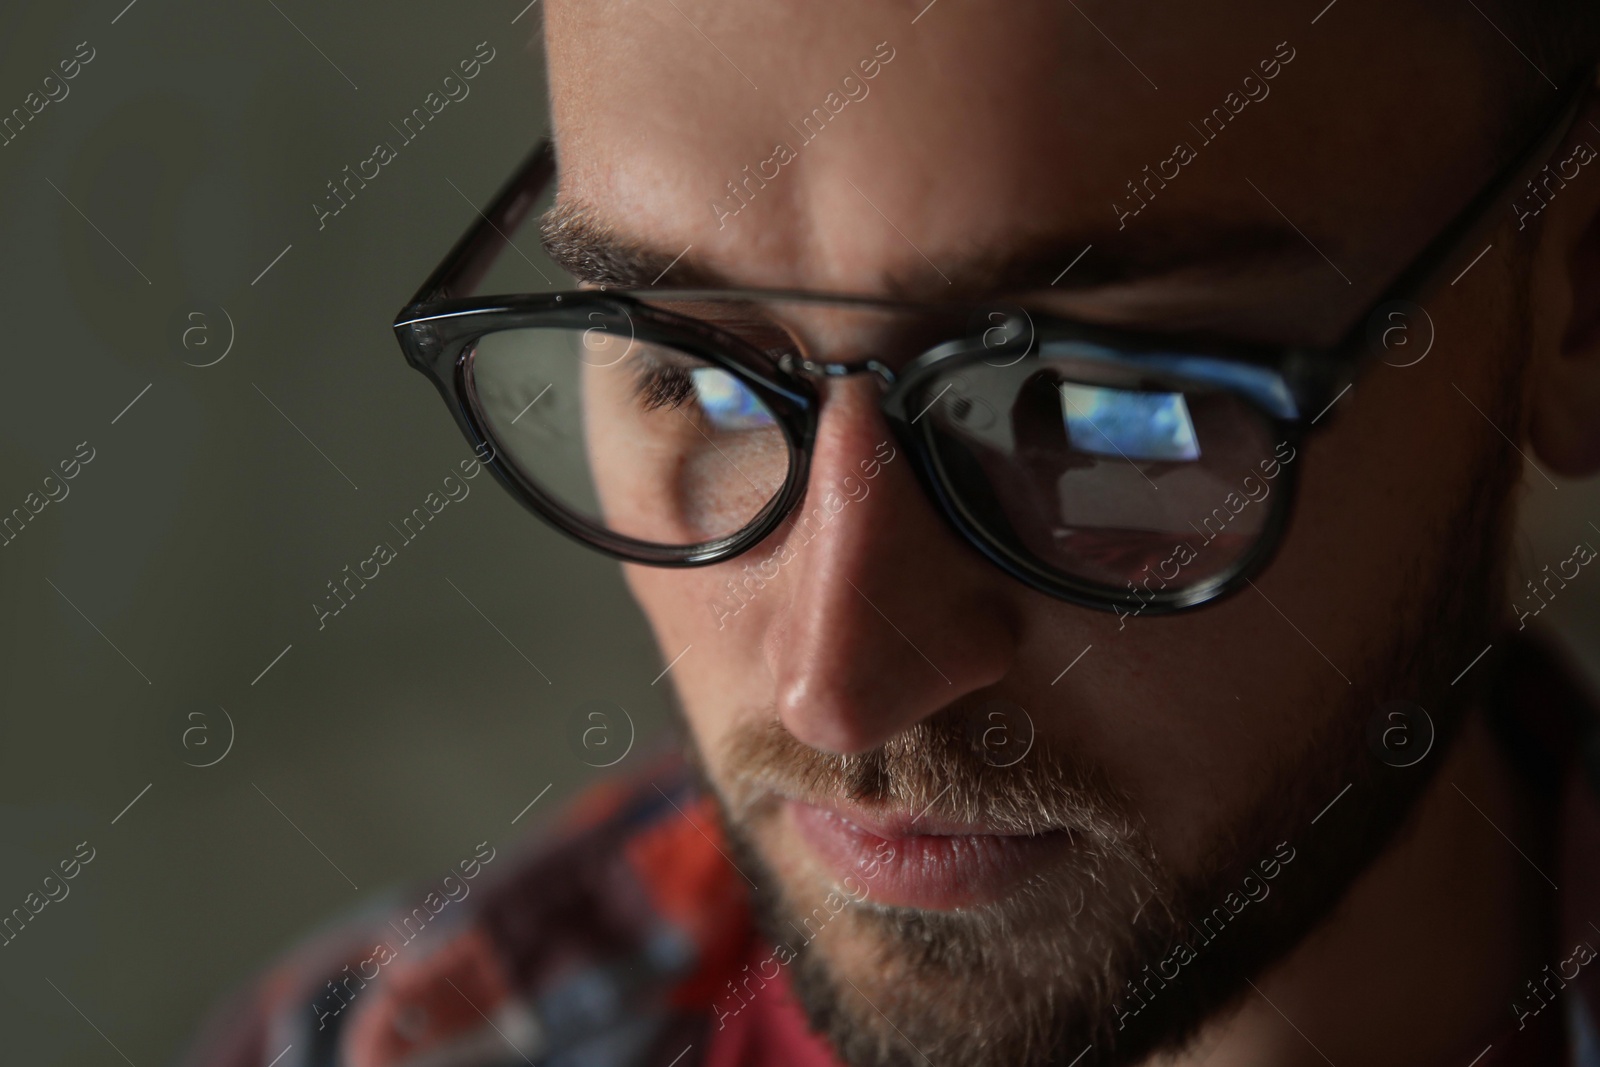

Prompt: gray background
[
  {"left": 0, "top": 3, "right": 1598, "bottom": 1065},
  {"left": 0, "top": 3, "right": 677, "bottom": 1064}
]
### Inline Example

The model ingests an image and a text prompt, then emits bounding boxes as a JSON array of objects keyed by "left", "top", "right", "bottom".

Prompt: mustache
[{"left": 717, "top": 706, "right": 1148, "bottom": 845}]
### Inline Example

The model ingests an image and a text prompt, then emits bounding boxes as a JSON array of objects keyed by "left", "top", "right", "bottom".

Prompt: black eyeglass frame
[{"left": 394, "top": 67, "right": 1594, "bottom": 615}]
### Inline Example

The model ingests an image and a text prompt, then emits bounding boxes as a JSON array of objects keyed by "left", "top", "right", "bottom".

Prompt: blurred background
[
  {"left": 0, "top": 3, "right": 680, "bottom": 1064},
  {"left": 0, "top": 3, "right": 1598, "bottom": 1065}
]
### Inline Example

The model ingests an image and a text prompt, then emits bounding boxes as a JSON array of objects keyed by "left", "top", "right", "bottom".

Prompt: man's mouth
[{"left": 784, "top": 799, "right": 1080, "bottom": 910}]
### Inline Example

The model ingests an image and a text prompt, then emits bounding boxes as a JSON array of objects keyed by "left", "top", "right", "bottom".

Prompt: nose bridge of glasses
[
  {"left": 698, "top": 295, "right": 960, "bottom": 382},
  {"left": 779, "top": 353, "right": 897, "bottom": 390}
]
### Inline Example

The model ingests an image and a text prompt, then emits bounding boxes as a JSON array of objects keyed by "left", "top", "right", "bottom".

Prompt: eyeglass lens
[
  {"left": 470, "top": 325, "right": 791, "bottom": 547},
  {"left": 909, "top": 352, "right": 1286, "bottom": 595}
]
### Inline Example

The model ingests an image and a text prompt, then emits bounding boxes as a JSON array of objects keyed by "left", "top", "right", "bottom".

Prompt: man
[{"left": 188, "top": 2, "right": 1600, "bottom": 1065}]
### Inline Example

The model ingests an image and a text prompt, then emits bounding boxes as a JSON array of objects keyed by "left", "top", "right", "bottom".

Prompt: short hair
[
  {"left": 1476, "top": 2, "right": 1599, "bottom": 169},
  {"left": 1488, "top": 0, "right": 1599, "bottom": 90}
]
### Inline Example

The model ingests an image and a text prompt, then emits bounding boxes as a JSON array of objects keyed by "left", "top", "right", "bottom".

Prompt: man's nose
[{"left": 765, "top": 377, "right": 1019, "bottom": 755}]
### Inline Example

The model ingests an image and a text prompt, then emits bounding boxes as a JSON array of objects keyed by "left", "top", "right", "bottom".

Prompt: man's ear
[{"left": 1530, "top": 100, "right": 1600, "bottom": 476}]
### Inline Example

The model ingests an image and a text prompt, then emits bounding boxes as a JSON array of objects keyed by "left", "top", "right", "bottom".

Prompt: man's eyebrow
[
  {"left": 539, "top": 196, "right": 1322, "bottom": 298},
  {"left": 956, "top": 224, "right": 1325, "bottom": 297},
  {"left": 540, "top": 198, "right": 731, "bottom": 288}
]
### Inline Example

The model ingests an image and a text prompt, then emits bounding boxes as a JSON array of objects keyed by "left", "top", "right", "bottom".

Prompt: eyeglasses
[{"left": 393, "top": 72, "right": 1590, "bottom": 616}]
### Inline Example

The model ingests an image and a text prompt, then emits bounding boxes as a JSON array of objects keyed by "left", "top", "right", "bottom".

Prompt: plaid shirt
[{"left": 184, "top": 634, "right": 1600, "bottom": 1067}]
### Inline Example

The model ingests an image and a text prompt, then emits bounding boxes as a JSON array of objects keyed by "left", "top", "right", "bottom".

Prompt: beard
[{"left": 683, "top": 299, "right": 1531, "bottom": 1067}]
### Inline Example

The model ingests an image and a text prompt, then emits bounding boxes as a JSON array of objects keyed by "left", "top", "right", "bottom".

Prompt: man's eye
[
  {"left": 688, "top": 368, "right": 776, "bottom": 430},
  {"left": 630, "top": 363, "right": 776, "bottom": 431},
  {"left": 632, "top": 361, "right": 697, "bottom": 411}
]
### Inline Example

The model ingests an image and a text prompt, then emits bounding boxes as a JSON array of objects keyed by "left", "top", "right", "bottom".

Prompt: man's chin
[
  {"left": 771, "top": 894, "right": 1169, "bottom": 1066},
  {"left": 722, "top": 801, "right": 1184, "bottom": 1067}
]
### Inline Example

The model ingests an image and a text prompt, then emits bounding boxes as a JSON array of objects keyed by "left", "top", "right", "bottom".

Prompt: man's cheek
[{"left": 626, "top": 564, "right": 782, "bottom": 712}]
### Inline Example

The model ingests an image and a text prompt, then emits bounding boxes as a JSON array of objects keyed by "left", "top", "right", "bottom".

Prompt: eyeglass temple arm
[
  {"left": 407, "top": 138, "right": 556, "bottom": 307},
  {"left": 1331, "top": 63, "right": 1597, "bottom": 355}
]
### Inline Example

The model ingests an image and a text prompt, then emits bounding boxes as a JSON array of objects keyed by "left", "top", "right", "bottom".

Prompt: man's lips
[{"left": 784, "top": 799, "right": 1079, "bottom": 910}]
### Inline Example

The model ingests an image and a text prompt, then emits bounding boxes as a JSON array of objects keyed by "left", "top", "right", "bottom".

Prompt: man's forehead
[{"left": 543, "top": 0, "right": 1514, "bottom": 334}]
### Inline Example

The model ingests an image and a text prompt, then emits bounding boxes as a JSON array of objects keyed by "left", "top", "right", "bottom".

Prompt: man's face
[{"left": 543, "top": 3, "right": 1562, "bottom": 1064}]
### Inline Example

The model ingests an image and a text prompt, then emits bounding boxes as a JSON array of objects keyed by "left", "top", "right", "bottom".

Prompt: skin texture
[{"left": 539, "top": 2, "right": 1600, "bottom": 1064}]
